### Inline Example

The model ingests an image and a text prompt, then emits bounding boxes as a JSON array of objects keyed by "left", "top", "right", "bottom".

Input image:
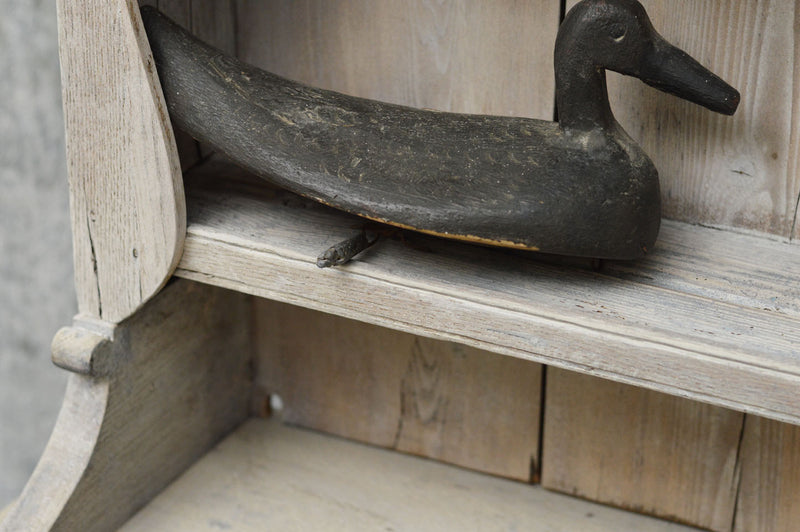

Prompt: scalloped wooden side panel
[{"left": 57, "top": 0, "right": 185, "bottom": 323}]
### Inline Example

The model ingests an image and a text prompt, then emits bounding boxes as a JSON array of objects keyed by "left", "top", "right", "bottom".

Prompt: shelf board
[
  {"left": 121, "top": 418, "right": 698, "bottom": 531},
  {"left": 176, "top": 161, "right": 800, "bottom": 424}
]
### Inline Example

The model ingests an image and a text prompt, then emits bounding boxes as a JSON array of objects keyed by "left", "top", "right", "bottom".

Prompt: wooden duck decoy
[{"left": 140, "top": 0, "right": 739, "bottom": 262}]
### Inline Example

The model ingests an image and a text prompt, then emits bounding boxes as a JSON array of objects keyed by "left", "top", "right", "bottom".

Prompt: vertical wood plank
[
  {"left": 254, "top": 299, "right": 543, "bottom": 482},
  {"left": 235, "top": 0, "right": 559, "bottom": 119},
  {"left": 541, "top": 368, "right": 744, "bottom": 532},
  {"left": 153, "top": 0, "right": 190, "bottom": 23},
  {"left": 190, "top": 0, "right": 236, "bottom": 55},
  {"left": 566, "top": 0, "right": 799, "bottom": 237},
  {"left": 58, "top": 0, "right": 185, "bottom": 323},
  {"left": 734, "top": 416, "right": 800, "bottom": 532}
]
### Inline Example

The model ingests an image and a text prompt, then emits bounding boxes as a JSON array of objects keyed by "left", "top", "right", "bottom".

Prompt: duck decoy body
[{"left": 141, "top": 0, "right": 739, "bottom": 260}]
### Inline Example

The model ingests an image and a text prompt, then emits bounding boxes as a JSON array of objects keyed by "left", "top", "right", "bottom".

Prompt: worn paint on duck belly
[{"left": 144, "top": 8, "right": 660, "bottom": 259}]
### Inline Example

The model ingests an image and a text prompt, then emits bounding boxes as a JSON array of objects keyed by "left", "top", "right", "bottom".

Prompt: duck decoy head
[{"left": 556, "top": 0, "right": 739, "bottom": 128}]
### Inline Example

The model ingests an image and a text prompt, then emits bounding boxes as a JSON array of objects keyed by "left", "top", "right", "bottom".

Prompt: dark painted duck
[{"left": 141, "top": 0, "right": 739, "bottom": 260}]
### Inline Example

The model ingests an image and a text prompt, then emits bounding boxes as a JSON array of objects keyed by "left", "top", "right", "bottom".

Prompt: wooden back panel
[
  {"left": 235, "top": 0, "right": 559, "bottom": 119},
  {"left": 255, "top": 300, "right": 543, "bottom": 482}
]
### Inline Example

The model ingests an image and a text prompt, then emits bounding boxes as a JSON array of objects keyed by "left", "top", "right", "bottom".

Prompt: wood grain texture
[
  {"left": 175, "top": 169, "right": 800, "bottom": 424},
  {"left": 0, "top": 281, "right": 252, "bottom": 532},
  {"left": 567, "top": 0, "right": 799, "bottom": 237},
  {"left": 254, "top": 300, "right": 542, "bottom": 481},
  {"left": 541, "top": 368, "right": 743, "bottom": 532},
  {"left": 191, "top": 0, "right": 236, "bottom": 55},
  {"left": 793, "top": 0, "right": 800, "bottom": 242},
  {"left": 58, "top": 0, "right": 185, "bottom": 323},
  {"left": 121, "top": 419, "right": 698, "bottom": 531},
  {"left": 734, "top": 416, "right": 800, "bottom": 532},
  {"left": 235, "top": 0, "right": 559, "bottom": 119}
]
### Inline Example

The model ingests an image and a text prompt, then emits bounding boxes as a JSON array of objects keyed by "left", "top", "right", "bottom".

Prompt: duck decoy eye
[{"left": 609, "top": 23, "right": 627, "bottom": 42}]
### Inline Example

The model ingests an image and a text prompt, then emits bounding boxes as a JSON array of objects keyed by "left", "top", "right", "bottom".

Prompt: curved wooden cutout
[
  {"left": 0, "top": 374, "right": 109, "bottom": 531},
  {"left": 0, "top": 282, "right": 252, "bottom": 531},
  {"left": 57, "top": 0, "right": 186, "bottom": 323}
]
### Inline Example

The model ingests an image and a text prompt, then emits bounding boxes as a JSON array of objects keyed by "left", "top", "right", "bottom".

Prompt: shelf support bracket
[{"left": 0, "top": 281, "right": 253, "bottom": 531}]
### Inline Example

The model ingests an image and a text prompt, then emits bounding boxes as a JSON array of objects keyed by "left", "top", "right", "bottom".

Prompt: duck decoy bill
[{"left": 140, "top": 0, "right": 739, "bottom": 261}]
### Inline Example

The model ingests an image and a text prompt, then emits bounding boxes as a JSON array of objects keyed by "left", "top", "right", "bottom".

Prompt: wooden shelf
[
  {"left": 121, "top": 418, "right": 698, "bottom": 531},
  {"left": 176, "top": 160, "right": 800, "bottom": 425}
]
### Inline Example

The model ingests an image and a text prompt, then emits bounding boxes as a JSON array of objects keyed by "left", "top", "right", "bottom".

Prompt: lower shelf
[{"left": 121, "top": 418, "right": 697, "bottom": 531}]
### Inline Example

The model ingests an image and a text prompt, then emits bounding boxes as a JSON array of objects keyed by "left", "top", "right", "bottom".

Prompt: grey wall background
[{"left": 0, "top": 0, "right": 75, "bottom": 507}]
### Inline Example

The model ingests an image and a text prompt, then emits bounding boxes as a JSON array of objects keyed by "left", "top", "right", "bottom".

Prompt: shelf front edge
[{"left": 176, "top": 231, "right": 800, "bottom": 426}]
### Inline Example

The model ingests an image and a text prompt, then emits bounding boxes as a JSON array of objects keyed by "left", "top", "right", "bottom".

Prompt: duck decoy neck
[{"left": 554, "top": 0, "right": 740, "bottom": 132}]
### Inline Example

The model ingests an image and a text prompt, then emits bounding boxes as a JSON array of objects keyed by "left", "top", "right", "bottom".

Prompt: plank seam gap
[
  {"left": 534, "top": 364, "right": 548, "bottom": 484},
  {"left": 791, "top": 13, "right": 800, "bottom": 242},
  {"left": 728, "top": 415, "right": 748, "bottom": 532},
  {"left": 86, "top": 212, "right": 103, "bottom": 319},
  {"left": 553, "top": 0, "right": 567, "bottom": 123}
]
